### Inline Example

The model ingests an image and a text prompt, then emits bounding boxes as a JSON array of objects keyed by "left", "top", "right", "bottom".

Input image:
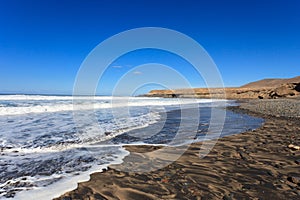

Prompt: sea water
[{"left": 0, "top": 95, "right": 263, "bottom": 199}]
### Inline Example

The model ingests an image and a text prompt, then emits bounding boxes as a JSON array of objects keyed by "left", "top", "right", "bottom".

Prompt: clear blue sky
[{"left": 0, "top": 0, "right": 299, "bottom": 95}]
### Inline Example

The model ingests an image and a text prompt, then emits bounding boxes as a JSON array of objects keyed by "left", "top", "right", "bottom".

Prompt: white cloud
[{"left": 133, "top": 71, "right": 142, "bottom": 75}]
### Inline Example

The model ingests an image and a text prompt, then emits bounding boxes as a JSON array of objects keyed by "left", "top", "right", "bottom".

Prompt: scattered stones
[
  {"left": 286, "top": 181, "right": 297, "bottom": 189},
  {"left": 242, "top": 184, "right": 252, "bottom": 190},
  {"left": 266, "top": 170, "right": 275, "bottom": 177},
  {"left": 288, "top": 176, "right": 300, "bottom": 185},
  {"left": 288, "top": 144, "right": 300, "bottom": 150},
  {"left": 238, "top": 152, "right": 251, "bottom": 161},
  {"left": 240, "top": 99, "right": 300, "bottom": 118},
  {"left": 161, "top": 178, "right": 169, "bottom": 183},
  {"left": 62, "top": 197, "right": 72, "bottom": 200},
  {"left": 223, "top": 194, "right": 233, "bottom": 200},
  {"left": 4, "top": 191, "right": 16, "bottom": 198},
  {"left": 104, "top": 132, "right": 111, "bottom": 136},
  {"left": 154, "top": 177, "right": 161, "bottom": 181}
]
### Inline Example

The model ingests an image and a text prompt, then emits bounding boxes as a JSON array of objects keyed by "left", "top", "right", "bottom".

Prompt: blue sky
[{"left": 0, "top": 0, "right": 299, "bottom": 95}]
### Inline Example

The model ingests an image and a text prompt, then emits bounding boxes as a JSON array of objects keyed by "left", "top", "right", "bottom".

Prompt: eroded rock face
[
  {"left": 144, "top": 82, "right": 300, "bottom": 99},
  {"left": 273, "top": 84, "right": 294, "bottom": 96},
  {"left": 295, "top": 83, "right": 300, "bottom": 92},
  {"left": 261, "top": 83, "right": 300, "bottom": 99}
]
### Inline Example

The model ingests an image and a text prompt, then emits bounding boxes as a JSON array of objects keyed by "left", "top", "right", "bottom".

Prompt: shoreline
[{"left": 56, "top": 99, "right": 300, "bottom": 199}]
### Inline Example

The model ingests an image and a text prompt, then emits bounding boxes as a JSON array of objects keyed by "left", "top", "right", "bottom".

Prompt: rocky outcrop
[{"left": 257, "top": 83, "right": 300, "bottom": 99}]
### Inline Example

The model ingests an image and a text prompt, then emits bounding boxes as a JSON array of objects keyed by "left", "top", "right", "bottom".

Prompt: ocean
[{"left": 0, "top": 95, "right": 263, "bottom": 199}]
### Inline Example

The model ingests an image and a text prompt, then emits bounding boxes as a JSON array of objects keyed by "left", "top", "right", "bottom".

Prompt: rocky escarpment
[{"left": 144, "top": 82, "right": 300, "bottom": 99}]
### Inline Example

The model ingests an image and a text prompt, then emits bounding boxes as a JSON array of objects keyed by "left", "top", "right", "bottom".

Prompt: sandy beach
[
  {"left": 1, "top": 1, "right": 300, "bottom": 199},
  {"left": 56, "top": 99, "right": 300, "bottom": 200}
]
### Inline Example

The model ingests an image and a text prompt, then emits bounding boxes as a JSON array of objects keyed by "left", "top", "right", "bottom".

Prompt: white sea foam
[
  {"left": 10, "top": 145, "right": 130, "bottom": 200},
  {"left": 0, "top": 95, "right": 228, "bottom": 116}
]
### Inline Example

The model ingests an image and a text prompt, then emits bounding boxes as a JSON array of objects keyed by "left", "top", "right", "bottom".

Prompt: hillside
[
  {"left": 241, "top": 76, "right": 300, "bottom": 88},
  {"left": 144, "top": 76, "right": 300, "bottom": 99}
]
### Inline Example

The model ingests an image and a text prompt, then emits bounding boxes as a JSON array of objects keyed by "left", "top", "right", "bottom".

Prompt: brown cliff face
[{"left": 144, "top": 76, "right": 300, "bottom": 99}]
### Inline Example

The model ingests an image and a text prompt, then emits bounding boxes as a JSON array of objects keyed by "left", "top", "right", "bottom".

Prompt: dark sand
[{"left": 57, "top": 99, "right": 300, "bottom": 200}]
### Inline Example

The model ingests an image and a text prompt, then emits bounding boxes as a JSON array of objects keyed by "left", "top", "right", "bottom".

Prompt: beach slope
[{"left": 57, "top": 99, "right": 300, "bottom": 200}]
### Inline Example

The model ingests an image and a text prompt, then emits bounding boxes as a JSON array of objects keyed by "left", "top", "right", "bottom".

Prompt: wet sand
[{"left": 57, "top": 99, "right": 300, "bottom": 200}]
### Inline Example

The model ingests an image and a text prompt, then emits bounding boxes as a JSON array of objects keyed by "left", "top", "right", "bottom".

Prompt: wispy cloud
[
  {"left": 111, "top": 65, "right": 123, "bottom": 69},
  {"left": 133, "top": 71, "right": 142, "bottom": 75}
]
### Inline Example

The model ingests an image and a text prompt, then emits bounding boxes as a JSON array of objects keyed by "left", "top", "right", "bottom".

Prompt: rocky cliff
[{"left": 144, "top": 76, "right": 300, "bottom": 99}]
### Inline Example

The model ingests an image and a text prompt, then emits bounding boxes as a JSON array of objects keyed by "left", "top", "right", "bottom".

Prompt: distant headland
[{"left": 143, "top": 76, "right": 300, "bottom": 99}]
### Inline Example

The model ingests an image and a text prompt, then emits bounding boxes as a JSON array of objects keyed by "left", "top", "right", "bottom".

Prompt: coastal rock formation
[{"left": 144, "top": 76, "right": 300, "bottom": 99}]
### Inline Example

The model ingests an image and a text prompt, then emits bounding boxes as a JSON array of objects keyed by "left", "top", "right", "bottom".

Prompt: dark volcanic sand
[{"left": 57, "top": 99, "right": 300, "bottom": 200}]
